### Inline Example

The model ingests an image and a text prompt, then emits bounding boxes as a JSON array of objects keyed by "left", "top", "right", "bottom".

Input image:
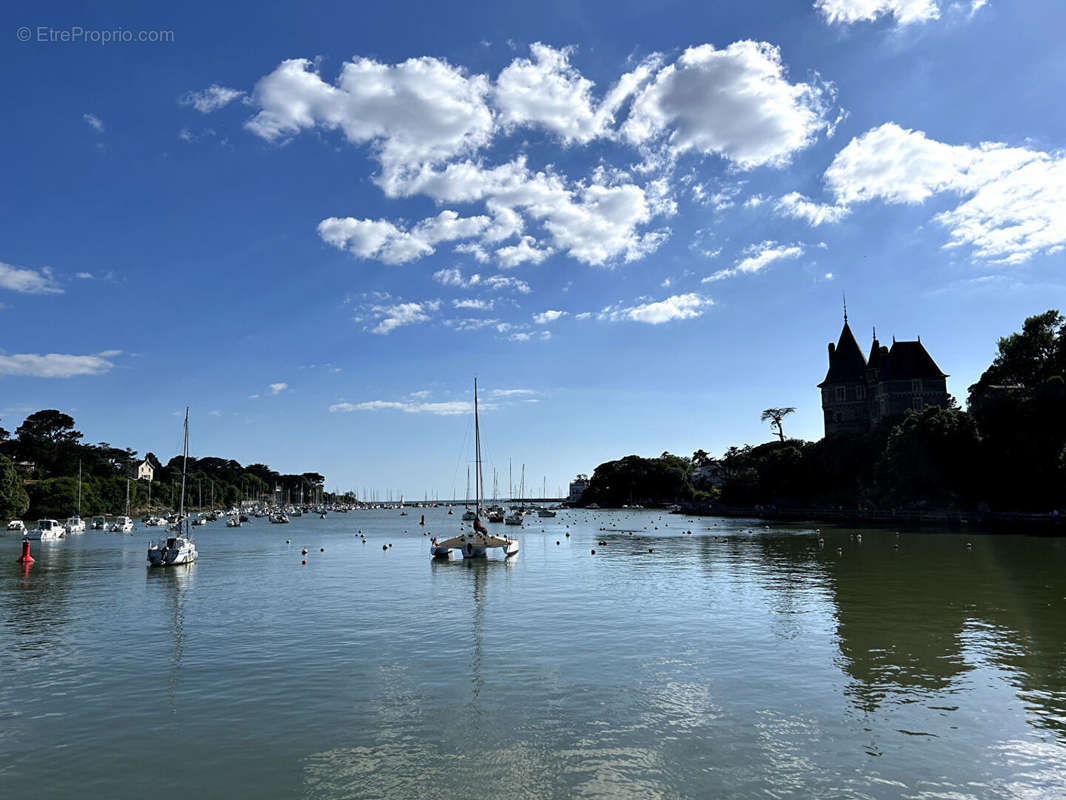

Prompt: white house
[{"left": 136, "top": 460, "right": 154, "bottom": 481}]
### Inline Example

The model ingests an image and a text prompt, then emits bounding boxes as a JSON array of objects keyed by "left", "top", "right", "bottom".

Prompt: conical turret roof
[{"left": 819, "top": 321, "right": 867, "bottom": 386}]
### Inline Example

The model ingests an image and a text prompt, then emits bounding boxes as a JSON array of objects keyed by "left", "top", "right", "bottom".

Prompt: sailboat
[
  {"left": 111, "top": 479, "right": 134, "bottom": 533},
  {"left": 148, "top": 408, "right": 198, "bottom": 567},
  {"left": 65, "top": 461, "right": 86, "bottom": 533},
  {"left": 461, "top": 467, "right": 476, "bottom": 521},
  {"left": 430, "top": 380, "right": 519, "bottom": 559}
]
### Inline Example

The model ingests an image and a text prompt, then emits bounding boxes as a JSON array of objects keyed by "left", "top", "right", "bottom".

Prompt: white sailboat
[
  {"left": 26, "top": 518, "right": 65, "bottom": 541},
  {"left": 430, "top": 380, "right": 519, "bottom": 559},
  {"left": 111, "top": 479, "right": 134, "bottom": 532},
  {"left": 461, "top": 467, "right": 476, "bottom": 521},
  {"left": 66, "top": 461, "right": 86, "bottom": 533},
  {"left": 148, "top": 408, "right": 198, "bottom": 567}
]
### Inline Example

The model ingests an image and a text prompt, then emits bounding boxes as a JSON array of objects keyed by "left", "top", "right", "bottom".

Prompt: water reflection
[{"left": 146, "top": 564, "right": 194, "bottom": 712}]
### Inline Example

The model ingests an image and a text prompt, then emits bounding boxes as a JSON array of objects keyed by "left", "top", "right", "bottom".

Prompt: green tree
[{"left": 0, "top": 454, "right": 30, "bottom": 518}]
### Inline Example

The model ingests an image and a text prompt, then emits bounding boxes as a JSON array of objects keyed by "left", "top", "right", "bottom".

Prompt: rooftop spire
[{"left": 842, "top": 291, "right": 848, "bottom": 324}]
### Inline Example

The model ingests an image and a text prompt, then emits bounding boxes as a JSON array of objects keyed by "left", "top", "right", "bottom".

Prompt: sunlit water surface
[{"left": 2, "top": 510, "right": 1065, "bottom": 798}]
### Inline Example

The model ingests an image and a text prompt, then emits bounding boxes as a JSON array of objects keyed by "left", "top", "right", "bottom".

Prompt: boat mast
[
  {"left": 179, "top": 407, "right": 189, "bottom": 537},
  {"left": 474, "top": 378, "right": 482, "bottom": 515},
  {"left": 77, "top": 460, "right": 82, "bottom": 517}
]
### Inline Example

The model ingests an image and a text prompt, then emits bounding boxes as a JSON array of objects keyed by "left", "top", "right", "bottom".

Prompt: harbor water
[{"left": 2, "top": 509, "right": 1065, "bottom": 798}]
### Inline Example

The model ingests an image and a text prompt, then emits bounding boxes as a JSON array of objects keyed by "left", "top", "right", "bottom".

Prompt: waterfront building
[
  {"left": 568, "top": 475, "right": 589, "bottom": 503},
  {"left": 820, "top": 315, "right": 949, "bottom": 437},
  {"left": 136, "top": 459, "right": 155, "bottom": 481}
]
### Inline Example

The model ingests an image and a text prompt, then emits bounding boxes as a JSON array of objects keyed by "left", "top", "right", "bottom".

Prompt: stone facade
[{"left": 820, "top": 319, "right": 949, "bottom": 437}]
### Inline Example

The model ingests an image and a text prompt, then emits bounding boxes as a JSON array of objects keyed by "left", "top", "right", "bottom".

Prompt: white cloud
[
  {"left": 330, "top": 399, "right": 486, "bottom": 415},
  {"left": 623, "top": 41, "right": 833, "bottom": 168},
  {"left": 75, "top": 271, "right": 94, "bottom": 279},
  {"left": 493, "top": 43, "right": 654, "bottom": 144},
  {"left": 452, "top": 298, "right": 494, "bottom": 310},
  {"left": 825, "top": 272, "right": 835, "bottom": 280},
  {"left": 268, "top": 382, "right": 288, "bottom": 395},
  {"left": 83, "top": 113, "right": 104, "bottom": 132},
  {"left": 0, "top": 351, "right": 117, "bottom": 378},
  {"left": 246, "top": 56, "right": 494, "bottom": 185},
  {"left": 496, "top": 236, "right": 553, "bottom": 269},
  {"left": 490, "top": 388, "right": 535, "bottom": 397},
  {"left": 209, "top": 409, "right": 223, "bottom": 417},
  {"left": 432, "top": 267, "right": 532, "bottom": 294},
  {"left": 822, "top": 123, "right": 1066, "bottom": 264},
  {"left": 445, "top": 317, "right": 501, "bottom": 331},
  {"left": 703, "top": 241, "right": 804, "bottom": 282},
  {"left": 509, "top": 330, "right": 552, "bottom": 342},
  {"left": 776, "top": 192, "right": 850, "bottom": 226},
  {"left": 532, "top": 309, "right": 566, "bottom": 324},
  {"left": 814, "top": 0, "right": 941, "bottom": 26},
  {"left": 180, "top": 85, "right": 245, "bottom": 113},
  {"left": 0, "top": 262, "right": 63, "bottom": 295},
  {"left": 599, "top": 293, "right": 713, "bottom": 325},
  {"left": 317, "top": 210, "right": 489, "bottom": 264},
  {"left": 368, "top": 300, "right": 440, "bottom": 334}
]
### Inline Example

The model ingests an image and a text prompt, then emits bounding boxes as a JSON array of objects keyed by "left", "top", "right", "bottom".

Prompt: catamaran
[
  {"left": 430, "top": 380, "right": 519, "bottom": 559},
  {"left": 148, "top": 408, "right": 198, "bottom": 567}
]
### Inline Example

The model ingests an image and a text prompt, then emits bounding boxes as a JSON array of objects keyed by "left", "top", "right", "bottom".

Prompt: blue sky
[{"left": 3, "top": 0, "right": 1065, "bottom": 498}]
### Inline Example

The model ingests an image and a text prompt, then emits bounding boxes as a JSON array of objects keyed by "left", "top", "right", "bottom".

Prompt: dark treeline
[
  {"left": 580, "top": 310, "right": 1066, "bottom": 514},
  {"left": 0, "top": 411, "right": 326, "bottom": 519}
]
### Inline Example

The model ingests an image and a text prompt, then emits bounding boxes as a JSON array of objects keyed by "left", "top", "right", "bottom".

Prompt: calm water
[{"left": 2, "top": 509, "right": 1065, "bottom": 799}]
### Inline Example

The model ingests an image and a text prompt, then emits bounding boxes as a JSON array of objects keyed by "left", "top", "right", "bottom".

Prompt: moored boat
[
  {"left": 26, "top": 519, "right": 65, "bottom": 541},
  {"left": 148, "top": 408, "right": 197, "bottom": 567}
]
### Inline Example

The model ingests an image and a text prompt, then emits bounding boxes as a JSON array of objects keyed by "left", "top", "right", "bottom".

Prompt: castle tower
[{"left": 819, "top": 319, "right": 870, "bottom": 436}]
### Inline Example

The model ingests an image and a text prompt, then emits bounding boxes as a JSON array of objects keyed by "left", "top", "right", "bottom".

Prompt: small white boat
[
  {"left": 148, "top": 533, "right": 198, "bottom": 566},
  {"left": 91, "top": 516, "right": 108, "bottom": 530},
  {"left": 65, "top": 516, "right": 86, "bottom": 533},
  {"left": 505, "top": 511, "right": 524, "bottom": 526},
  {"left": 26, "top": 519, "right": 65, "bottom": 541},
  {"left": 110, "top": 516, "right": 134, "bottom": 533},
  {"left": 226, "top": 515, "right": 242, "bottom": 528},
  {"left": 192, "top": 514, "right": 208, "bottom": 527},
  {"left": 536, "top": 509, "right": 557, "bottom": 518},
  {"left": 6, "top": 519, "right": 25, "bottom": 533},
  {"left": 145, "top": 515, "right": 168, "bottom": 527},
  {"left": 269, "top": 513, "right": 289, "bottom": 524}
]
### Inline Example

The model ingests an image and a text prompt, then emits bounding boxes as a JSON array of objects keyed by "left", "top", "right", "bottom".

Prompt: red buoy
[{"left": 17, "top": 539, "right": 34, "bottom": 564}]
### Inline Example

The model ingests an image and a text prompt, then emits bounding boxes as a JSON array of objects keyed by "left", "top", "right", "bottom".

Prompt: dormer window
[
  {"left": 835, "top": 387, "right": 845, "bottom": 402},
  {"left": 856, "top": 385, "right": 865, "bottom": 400}
]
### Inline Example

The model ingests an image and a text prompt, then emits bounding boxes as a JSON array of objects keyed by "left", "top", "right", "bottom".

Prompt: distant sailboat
[
  {"left": 66, "top": 461, "right": 86, "bottom": 533},
  {"left": 431, "top": 380, "right": 518, "bottom": 559},
  {"left": 148, "top": 408, "right": 198, "bottom": 567}
]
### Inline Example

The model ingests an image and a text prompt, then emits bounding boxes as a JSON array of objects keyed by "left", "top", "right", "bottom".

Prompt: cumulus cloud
[
  {"left": 490, "top": 388, "right": 536, "bottom": 397},
  {"left": 821, "top": 123, "right": 1066, "bottom": 264},
  {"left": 241, "top": 42, "right": 833, "bottom": 270},
  {"left": 444, "top": 317, "right": 501, "bottom": 331},
  {"left": 494, "top": 43, "right": 656, "bottom": 144},
  {"left": 83, "top": 113, "right": 104, "bottom": 132},
  {"left": 532, "top": 309, "right": 566, "bottom": 324},
  {"left": 496, "top": 236, "right": 553, "bottom": 268},
  {"left": 368, "top": 300, "right": 441, "bottom": 334},
  {"left": 599, "top": 293, "right": 713, "bottom": 325},
  {"left": 0, "top": 262, "right": 63, "bottom": 294},
  {"left": 622, "top": 41, "right": 833, "bottom": 168},
  {"left": 269, "top": 382, "right": 288, "bottom": 395},
  {"left": 703, "top": 241, "right": 805, "bottom": 282},
  {"left": 775, "top": 192, "right": 850, "bottom": 226},
  {"left": 0, "top": 350, "right": 118, "bottom": 378},
  {"left": 814, "top": 0, "right": 941, "bottom": 26},
  {"left": 318, "top": 210, "right": 490, "bottom": 264},
  {"left": 509, "top": 330, "right": 552, "bottom": 342},
  {"left": 246, "top": 56, "right": 494, "bottom": 184},
  {"left": 180, "top": 85, "right": 245, "bottom": 113}
]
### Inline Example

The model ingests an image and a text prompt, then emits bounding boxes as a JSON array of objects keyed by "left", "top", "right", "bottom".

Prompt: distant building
[
  {"left": 136, "top": 460, "right": 155, "bottom": 481},
  {"left": 820, "top": 315, "right": 950, "bottom": 437},
  {"left": 568, "top": 475, "right": 589, "bottom": 503}
]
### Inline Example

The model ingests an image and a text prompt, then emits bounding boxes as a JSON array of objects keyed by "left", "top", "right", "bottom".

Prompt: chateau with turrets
[{"left": 819, "top": 311, "right": 949, "bottom": 437}]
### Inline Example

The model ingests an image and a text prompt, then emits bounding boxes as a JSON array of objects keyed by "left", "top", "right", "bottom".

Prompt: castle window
[
  {"left": 856, "top": 385, "right": 865, "bottom": 400},
  {"left": 835, "top": 387, "right": 845, "bottom": 402},
  {"left": 911, "top": 397, "right": 923, "bottom": 410},
  {"left": 911, "top": 379, "right": 921, "bottom": 393}
]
